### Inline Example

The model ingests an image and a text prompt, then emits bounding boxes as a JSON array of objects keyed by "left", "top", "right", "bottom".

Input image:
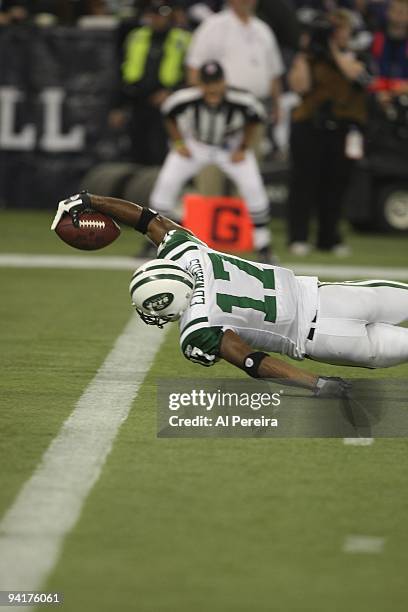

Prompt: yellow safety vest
[{"left": 122, "top": 26, "right": 191, "bottom": 88}]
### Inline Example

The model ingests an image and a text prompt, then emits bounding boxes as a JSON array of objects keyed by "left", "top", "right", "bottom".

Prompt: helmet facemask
[{"left": 134, "top": 301, "right": 186, "bottom": 329}]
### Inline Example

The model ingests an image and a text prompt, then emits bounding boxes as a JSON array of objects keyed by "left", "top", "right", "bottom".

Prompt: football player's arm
[
  {"left": 220, "top": 330, "right": 351, "bottom": 397},
  {"left": 220, "top": 329, "right": 318, "bottom": 389},
  {"left": 88, "top": 194, "right": 184, "bottom": 246},
  {"left": 51, "top": 192, "right": 191, "bottom": 246}
]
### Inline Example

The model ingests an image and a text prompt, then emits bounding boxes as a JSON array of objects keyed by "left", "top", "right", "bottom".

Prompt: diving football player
[{"left": 51, "top": 193, "right": 408, "bottom": 396}]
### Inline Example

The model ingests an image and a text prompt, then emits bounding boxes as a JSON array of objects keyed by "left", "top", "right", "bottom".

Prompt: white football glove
[
  {"left": 50, "top": 191, "right": 92, "bottom": 230},
  {"left": 314, "top": 376, "right": 352, "bottom": 398}
]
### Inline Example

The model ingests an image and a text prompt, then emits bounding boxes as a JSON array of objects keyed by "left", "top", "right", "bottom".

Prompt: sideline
[{"left": 1, "top": 253, "right": 408, "bottom": 280}]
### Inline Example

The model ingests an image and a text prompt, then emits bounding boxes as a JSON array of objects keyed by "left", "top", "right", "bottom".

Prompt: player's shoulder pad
[
  {"left": 157, "top": 229, "right": 206, "bottom": 261},
  {"left": 181, "top": 324, "right": 224, "bottom": 367}
]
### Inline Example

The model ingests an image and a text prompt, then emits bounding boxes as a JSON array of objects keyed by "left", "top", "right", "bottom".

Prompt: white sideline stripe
[
  {"left": 0, "top": 316, "right": 167, "bottom": 605},
  {"left": 0, "top": 253, "right": 408, "bottom": 280},
  {"left": 343, "top": 535, "right": 385, "bottom": 554},
  {"left": 343, "top": 438, "right": 374, "bottom": 446},
  {"left": 0, "top": 253, "right": 143, "bottom": 271}
]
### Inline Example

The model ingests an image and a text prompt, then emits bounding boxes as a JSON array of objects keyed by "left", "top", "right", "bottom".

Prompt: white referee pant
[
  {"left": 150, "top": 139, "right": 270, "bottom": 249},
  {"left": 306, "top": 280, "right": 408, "bottom": 368}
]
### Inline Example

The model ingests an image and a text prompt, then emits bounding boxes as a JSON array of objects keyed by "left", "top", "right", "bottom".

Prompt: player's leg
[
  {"left": 306, "top": 282, "right": 408, "bottom": 367},
  {"left": 307, "top": 320, "right": 408, "bottom": 368},
  {"left": 365, "top": 323, "right": 408, "bottom": 367},
  {"left": 318, "top": 280, "right": 408, "bottom": 324},
  {"left": 218, "top": 150, "right": 271, "bottom": 253},
  {"left": 150, "top": 149, "right": 203, "bottom": 219}
]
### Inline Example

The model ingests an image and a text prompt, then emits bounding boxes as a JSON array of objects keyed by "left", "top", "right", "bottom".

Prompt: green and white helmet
[{"left": 129, "top": 258, "right": 195, "bottom": 328}]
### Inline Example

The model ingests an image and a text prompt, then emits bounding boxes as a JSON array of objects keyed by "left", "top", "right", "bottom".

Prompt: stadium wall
[{"left": 0, "top": 25, "right": 119, "bottom": 209}]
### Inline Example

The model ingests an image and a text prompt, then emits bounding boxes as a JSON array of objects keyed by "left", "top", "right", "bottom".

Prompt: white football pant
[
  {"left": 150, "top": 139, "right": 271, "bottom": 250},
  {"left": 306, "top": 281, "right": 408, "bottom": 368}
]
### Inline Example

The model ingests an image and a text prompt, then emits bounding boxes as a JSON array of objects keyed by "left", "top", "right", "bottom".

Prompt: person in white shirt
[
  {"left": 187, "top": 0, "right": 284, "bottom": 114},
  {"left": 186, "top": 0, "right": 284, "bottom": 197}
]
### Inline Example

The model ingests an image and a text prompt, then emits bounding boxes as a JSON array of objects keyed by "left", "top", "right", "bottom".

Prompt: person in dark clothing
[
  {"left": 369, "top": 0, "right": 408, "bottom": 143},
  {"left": 371, "top": 0, "right": 408, "bottom": 83},
  {"left": 109, "top": 0, "right": 191, "bottom": 165},
  {"left": 287, "top": 9, "right": 370, "bottom": 256},
  {"left": 0, "top": 0, "right": 29, "bottom": 22},
  {"left": 257, "top": 0, "right": 301, "bottom": 51}
]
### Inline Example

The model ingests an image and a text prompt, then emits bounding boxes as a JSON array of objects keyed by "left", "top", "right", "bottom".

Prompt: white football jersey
[{"left": 157, "top": 230, "right": 318, "bottom": 366}]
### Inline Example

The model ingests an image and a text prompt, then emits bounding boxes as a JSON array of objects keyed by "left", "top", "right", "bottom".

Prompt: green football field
[{"left": 1, "top": 211, "right": 408, "bottom": 612}]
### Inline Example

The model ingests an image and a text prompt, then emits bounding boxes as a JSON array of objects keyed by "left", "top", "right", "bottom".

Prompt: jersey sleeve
[
  {"left": 157, "top": 229, "right": 206, "bottom": 262},
  {"left": 181, "top": 325, "right": 224, "bottom": 367},
  {"left": 159, "top": 229, "right": 222, "bottom": 366}
]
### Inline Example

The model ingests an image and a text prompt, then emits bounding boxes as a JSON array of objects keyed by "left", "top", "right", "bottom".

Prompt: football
[{"left": 55, "top": 211, "right": 121, "bottom": 251}]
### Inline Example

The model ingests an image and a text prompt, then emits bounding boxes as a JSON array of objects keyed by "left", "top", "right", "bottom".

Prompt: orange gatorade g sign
[{"left": 182, "top": 194, "right": 254, "bottom": 252}]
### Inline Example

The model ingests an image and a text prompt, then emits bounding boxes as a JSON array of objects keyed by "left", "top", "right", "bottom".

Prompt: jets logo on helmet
[
  {"left": 129, "top": 259, "right": 195, "bottom": 328},
  {"left": 143, "top": 292, "right": 174, "bottom": 312}
]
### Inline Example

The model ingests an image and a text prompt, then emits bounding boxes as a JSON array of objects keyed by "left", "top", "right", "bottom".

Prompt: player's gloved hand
[
  {"left": 50, "top": 191, "right": 92, "bottom": 230},
  {"left": 314, "top": 376, "right": 352, "bottom": 398}
]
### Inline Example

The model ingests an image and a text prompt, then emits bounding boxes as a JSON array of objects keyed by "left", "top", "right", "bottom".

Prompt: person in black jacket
[
  {"left": 287, "top": 9, "right": 370, "bottom": 256},
  {"left": 109, "top": 0, "right": 191, "bottom": 165}
]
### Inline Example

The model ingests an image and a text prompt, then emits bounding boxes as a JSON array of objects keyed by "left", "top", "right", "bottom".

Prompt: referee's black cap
[{"left": 199, "top": 61, "right": 225, "bottom": 83}]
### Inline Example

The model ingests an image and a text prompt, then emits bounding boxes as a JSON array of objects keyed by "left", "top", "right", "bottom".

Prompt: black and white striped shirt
[{"left": 161, "top": 86, "right": 266, "bottom": 147}]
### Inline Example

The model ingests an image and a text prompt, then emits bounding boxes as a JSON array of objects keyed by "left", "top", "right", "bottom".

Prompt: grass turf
[
  {"left": 43, "top": 325, "right": 408, "bottom": 612},
  {"left": 0, "top": 210, "right": 407, "bottom": 611},
  {"left": 0, "top": 268, "right": 131, "bottom": 518}
]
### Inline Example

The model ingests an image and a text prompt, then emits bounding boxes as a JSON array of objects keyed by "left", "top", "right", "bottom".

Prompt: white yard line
[
  {"left": 343, "top": 535, "right": 385, "bottom": 554},
  {"left": 0, "top": 253, "right": 408, "bottom": 280},
  {"left": 0, "top": 315, "right": 167, "bottom": 607}
]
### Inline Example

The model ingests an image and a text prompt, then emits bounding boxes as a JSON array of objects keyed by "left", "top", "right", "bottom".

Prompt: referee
[{"left": 149, "top": 61, "right": 274, "bottom": 262}]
